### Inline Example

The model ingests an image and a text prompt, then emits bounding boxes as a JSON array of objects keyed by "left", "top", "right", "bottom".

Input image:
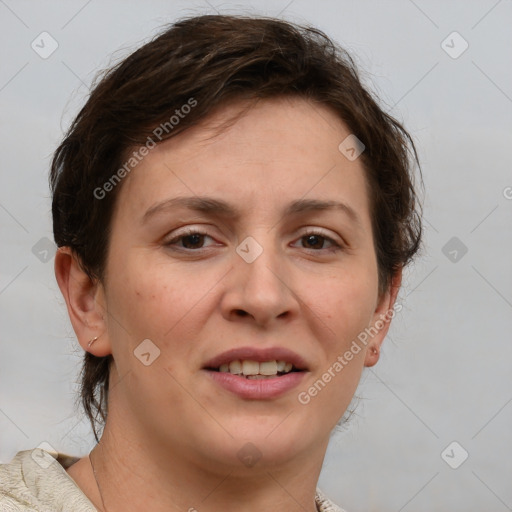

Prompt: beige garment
[{"left": 0, "top": 448, "right": 346, "bottom": 512}]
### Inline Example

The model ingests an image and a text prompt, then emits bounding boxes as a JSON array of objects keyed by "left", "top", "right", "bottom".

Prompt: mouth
[
  {"left": 202, "top": 347, "right": 308, "bottom": 399},
  {"left": 204, "top": 359, "right": 302, "bottom": 379}
]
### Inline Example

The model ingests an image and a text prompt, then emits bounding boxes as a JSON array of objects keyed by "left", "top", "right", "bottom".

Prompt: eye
[
  {"left": 293, "top": 230, "right": 342, "bottom": 252},
  {"left": 164, "top": 228, "right": 342, "bottom": 252},
  {"left": 164, "top": 229, "right": 217, "bottom": 250}
]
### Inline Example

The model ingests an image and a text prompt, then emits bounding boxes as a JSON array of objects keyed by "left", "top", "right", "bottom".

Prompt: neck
[{"left": 87, "top": 415, "right": 326, "bottom": 512}]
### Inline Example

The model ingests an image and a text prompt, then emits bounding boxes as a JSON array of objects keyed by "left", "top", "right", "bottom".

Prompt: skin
[{"left": 56, "top": 96, "right": 401, "bottom": 512}]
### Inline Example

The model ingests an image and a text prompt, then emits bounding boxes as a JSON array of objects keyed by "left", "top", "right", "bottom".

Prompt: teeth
[
  {"left": 228, "top": 360, "right": 242, "bottom": 374},
  {"left": 217, "top": 359, "right": 295, "bottom": 376},
  {"left": 242, "top": 360, "right": 259, "bottom": 376},
  {"left": 259, "top": 361, "right": 277, "bottom": 375}
]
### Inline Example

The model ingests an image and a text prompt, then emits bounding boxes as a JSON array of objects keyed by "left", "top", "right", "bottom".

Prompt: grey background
[{"left": 1, "top": 1, "right": 511, "bottom": 511}]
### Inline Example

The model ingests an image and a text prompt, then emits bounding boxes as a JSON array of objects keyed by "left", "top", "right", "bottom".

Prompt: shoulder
[
  {"left": 315, "top": 487, "right": 349, "bottom": 512},
  {"left": 0, "top": 447, "right": 96, "bottom": 511}
]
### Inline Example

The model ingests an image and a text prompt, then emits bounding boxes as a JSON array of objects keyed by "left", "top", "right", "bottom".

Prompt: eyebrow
[{"left": 142, "top": 196, "right": 361, "bottom": 226}]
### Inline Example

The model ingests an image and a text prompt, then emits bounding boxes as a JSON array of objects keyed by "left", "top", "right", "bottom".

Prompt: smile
[
  {"left": 202, "top": 346, "right": 309, "bottom": 399},
  {"left": 211, "top": 359, "right": 296, "bottom": 379}
]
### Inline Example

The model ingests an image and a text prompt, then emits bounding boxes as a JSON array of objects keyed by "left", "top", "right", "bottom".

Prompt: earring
[
  {"left": 372, "top": 347, "right": 378, "bottom": 355},
  {"left": 88, "top": 336, "right": 99, "bottom": 348}
]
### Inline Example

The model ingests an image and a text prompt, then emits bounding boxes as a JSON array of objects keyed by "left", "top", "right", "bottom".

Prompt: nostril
[{"left": 235, "top": 309, "right": 248, "bottom": 317}]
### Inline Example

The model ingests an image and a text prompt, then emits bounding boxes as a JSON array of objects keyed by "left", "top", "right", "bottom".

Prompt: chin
[{"left": 221, "top": 416, "right": 316, "bottom": 465}]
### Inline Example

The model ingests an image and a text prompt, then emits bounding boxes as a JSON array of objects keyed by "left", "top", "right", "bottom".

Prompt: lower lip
[{"left": 204, "top": 370, "right": 307, "bottom": 400}]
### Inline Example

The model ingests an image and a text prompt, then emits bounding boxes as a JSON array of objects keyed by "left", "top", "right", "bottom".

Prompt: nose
[{"left": 220, "top": 237, "right": 297, "bottom": 328}]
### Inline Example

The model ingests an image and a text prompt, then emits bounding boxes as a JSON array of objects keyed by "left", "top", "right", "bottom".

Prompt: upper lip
[{"left": 203, "top": 346, "right": 309, "bottom": 371}]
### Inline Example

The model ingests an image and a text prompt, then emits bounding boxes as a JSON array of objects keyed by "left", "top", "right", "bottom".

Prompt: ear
[
  {"left": 54, "top": 247, "right": 111, "bottom": 357},
  {"left": 364, "top": 267, "right": 402, "bottom": 367}
]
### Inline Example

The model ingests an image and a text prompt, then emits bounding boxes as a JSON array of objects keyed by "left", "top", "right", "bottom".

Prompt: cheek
[
  {"left": 103, "top": 254, "right": 176, "bottom": 349},
  {"left": 316, "top": 267, "right": 378, "bottom": 344},
  {"left": 303, "top": 280, "right": 375, "bottom": 425},
  {"left": 105, "top": 256, "right": 217, "bottom": 356}
]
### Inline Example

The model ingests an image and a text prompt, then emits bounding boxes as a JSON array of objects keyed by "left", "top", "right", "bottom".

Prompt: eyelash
[{"left": 164, "top": 228, "right": 343, "bottom": 253}]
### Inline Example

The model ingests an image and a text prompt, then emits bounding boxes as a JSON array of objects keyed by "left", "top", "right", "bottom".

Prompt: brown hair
[{"left": 50, "top": 14, "right": 422, "bottom": 442}]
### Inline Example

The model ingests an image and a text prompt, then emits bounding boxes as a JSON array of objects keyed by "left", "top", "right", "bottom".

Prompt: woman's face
[{"left": 97, "top": 96, "right": 395, "bottom": 471}]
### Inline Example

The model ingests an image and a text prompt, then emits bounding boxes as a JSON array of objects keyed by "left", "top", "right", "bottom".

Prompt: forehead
[{"left": 114, "top": 96, "right": 371, "bottom": 225}]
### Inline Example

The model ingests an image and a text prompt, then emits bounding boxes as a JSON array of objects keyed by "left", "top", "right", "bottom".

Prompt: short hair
[{"left": 50, "top": 14, "right": 423, "bottom": 442}]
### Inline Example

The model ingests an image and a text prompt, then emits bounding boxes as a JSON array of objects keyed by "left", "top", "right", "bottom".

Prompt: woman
[{"left": 0, "top": 14, "right": 422, "bottom": 511}]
